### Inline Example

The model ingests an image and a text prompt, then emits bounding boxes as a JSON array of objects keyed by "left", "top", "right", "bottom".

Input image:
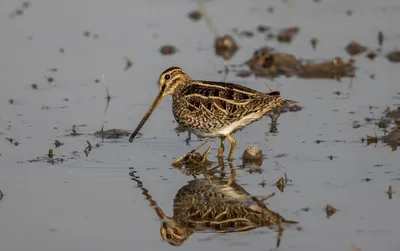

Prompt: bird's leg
[
  {"left": 201, "top": 146, "right": 213, "bottom": 162},
  {"left": 223, "top": 60, "right": 229, "bottom": 81},
  {"left": 185, "top": 131, "right": 192, "bottom": 146},
  {"left": 226, "top": 160, "right": 236, "bottom": 186},
  {"left": 226, "top": 135, "right": 236, "bottom": 161},
  {"left": 217, "top": 136, "right": 225, "bottom": 158}
]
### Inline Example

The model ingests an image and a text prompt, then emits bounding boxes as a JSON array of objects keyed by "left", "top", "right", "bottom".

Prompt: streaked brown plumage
[
  {"left": 129, "top": 66, "right": 297, "bottom": 160},
  {"left": 131, "top": 160, "right": 298, "bottom": 247}
]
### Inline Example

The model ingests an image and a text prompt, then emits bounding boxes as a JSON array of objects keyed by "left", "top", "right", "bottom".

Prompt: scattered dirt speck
[
  {"left": 345, "top": 41, "right": 367, "bottom": 56},
  {"left": 160, "top": 45, "right": 177, "bottom": 55},
  {"left": 188, "top": 10, "right": 202, "bottom": 21},
  {"left": 257, "top": 25, "right": 270, "bottom": 33},
  {"left": 366, "top": 51, "right": 376, "bottom": 60},
  {"left": 310, "top": 37, "right": 318, "bottom": 50}
]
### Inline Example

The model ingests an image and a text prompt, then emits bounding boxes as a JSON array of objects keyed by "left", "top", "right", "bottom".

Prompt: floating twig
[{"left": 84, "top": 140, "right": 92, "bottom": 157}]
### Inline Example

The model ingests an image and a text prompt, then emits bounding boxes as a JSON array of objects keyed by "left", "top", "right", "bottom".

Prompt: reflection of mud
[
  {"left": 245, "top": 47, "right": 356, "bottom": 80},
  {"left": 25, "top": 154, "right": 66, "bottom": 165},
  {"left": 131, "top": 161, "right": 298, "bottom": 247},
  {"left": 362, "top": 107, "right": 400, "bottom": 151}
]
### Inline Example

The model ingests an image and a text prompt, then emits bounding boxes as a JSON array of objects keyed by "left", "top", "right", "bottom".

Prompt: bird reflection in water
[{"left": 130, "top": 149, "right": 298, "bottom": 247}]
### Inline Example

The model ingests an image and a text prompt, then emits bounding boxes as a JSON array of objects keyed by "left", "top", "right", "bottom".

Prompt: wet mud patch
[{"left": 243, "top": 47, "right": 356, "bottom": 80}]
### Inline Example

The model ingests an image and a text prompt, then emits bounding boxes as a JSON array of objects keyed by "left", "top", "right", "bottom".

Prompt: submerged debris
[{"left": 0, "top": 189, "right": 3, "bottom": 201}]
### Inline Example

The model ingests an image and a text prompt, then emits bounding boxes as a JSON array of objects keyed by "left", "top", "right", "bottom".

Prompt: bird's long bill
[{"left": 129, "top": 90, "right": 164, "bottom": 143}]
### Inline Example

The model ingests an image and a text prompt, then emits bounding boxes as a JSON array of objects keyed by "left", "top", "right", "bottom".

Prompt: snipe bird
[{"left": 129, "top": 67, "right": 297, "bottom": 160}]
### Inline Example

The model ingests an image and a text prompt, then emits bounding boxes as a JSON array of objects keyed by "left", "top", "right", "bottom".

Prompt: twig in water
[
  {"left": 84, "top": 140, "right": 92, "bottom": 157},
  {"left": 100, "top": 74, "right": 111, "bottom": 142}
]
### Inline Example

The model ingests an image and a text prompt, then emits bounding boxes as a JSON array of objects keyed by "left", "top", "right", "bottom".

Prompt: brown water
[{"left": 1, "top": 0, "right": 400, "bottom": 250}]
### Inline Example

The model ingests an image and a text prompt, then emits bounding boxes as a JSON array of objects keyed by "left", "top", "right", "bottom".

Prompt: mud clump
[
  {"left": 378, "top": 118, "right": 390, "bottom": 129},
  {"left": 296, "top": 57, "right": 356, "bottom": 80},
  {"left": 242, "top": 146, "right": 263, "bottom": 174},
  {"left": 277, "top": 27, "right": 300, "bottom": 43},
  {"left": 160, "top": 45, "right": 177, "bottom": 55},
  {"left": 386, "top": 123, "right": 400, "bottom": 151},
  {"left": 345, "top": 41, "right": 367, "bottom": 56},
  {"left": 384, "top": 107, "right": 400, "bottom": 119},
  {"left": 325, "top": 204, "right": 337, "bottom": 218},
  {"left": 387, "top": 51, "right": 400, "bottom": 63},
  {"left": 247, "top": 47, "right": 355, "bottom": 80},
  {"left": 215, "top": 35, "right": 239, "bottom": 61}
]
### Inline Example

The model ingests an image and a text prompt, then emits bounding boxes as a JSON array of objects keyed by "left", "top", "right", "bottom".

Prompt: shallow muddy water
[{"left": 1, "top": 0, "right": 400, "bottom": 250}]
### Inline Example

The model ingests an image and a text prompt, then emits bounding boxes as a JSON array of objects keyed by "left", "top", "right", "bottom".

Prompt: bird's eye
[
  {"left": 165, "top": 74, "right": 170, "bottom": 80},
  {"left": 166, "top": 234, "right": 172, "bottom": 239}
]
